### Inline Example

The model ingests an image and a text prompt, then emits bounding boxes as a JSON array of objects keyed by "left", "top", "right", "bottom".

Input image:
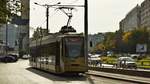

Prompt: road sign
[{"left": 136, "top": 44, "right": 147, "bottom": 53}]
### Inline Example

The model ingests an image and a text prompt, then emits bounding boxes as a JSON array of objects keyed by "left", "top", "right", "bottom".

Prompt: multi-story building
[
  {"left": 119, "top": 5, "right": 141, "bottom": 32},
  {"left": 120, "top": 0, "right": 150, "bottom": 32},
  {"left": 140, "top": 0, "right": 150, "bottom": 29},
  {"left": 88, "top": 33, "right": 105, "bottom": 52},
  {"left": 0, "top": 41, "right": 5, "bottom": 55},
  {"left": 0, "top": 24, "right": 19, "bottom": 51},
  {"left": 19, "top": 0, "right": 29, "bottom": 55}
]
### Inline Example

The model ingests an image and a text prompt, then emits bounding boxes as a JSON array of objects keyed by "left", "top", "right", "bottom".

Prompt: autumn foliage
[{"left": 94, "top": 28, "right": 149, "bottom": 53}]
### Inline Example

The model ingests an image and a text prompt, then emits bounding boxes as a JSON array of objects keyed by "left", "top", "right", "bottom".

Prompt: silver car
[{"left": 116, "top": 57, "right": 137, "bottom": 69}]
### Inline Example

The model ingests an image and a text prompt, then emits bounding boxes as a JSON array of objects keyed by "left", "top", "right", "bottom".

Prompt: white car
[
  {"left": 116, "top": 57, "right": 137, "bottom": 69},
  {"left": 22, "top": 54, "right": 30, "bottom": 59},
  {"left": 130, "top": 54, "right": 140, "bottom": 58}
]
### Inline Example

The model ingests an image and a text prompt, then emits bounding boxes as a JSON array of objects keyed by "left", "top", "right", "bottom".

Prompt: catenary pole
[
  {"left": 85, "top": 0, "right": 88, "bottom": 66},
  {"left": 46, "top": 6, "right": 49, "bottom": 34}
]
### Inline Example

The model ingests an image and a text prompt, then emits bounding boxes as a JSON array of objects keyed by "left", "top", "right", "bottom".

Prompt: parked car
[
  {"left": 116, "top": 57, "right": 137, "bottom": 69},
  {"left": 0, "top": 56, "right": 5, "bottom": 62},
  {"left": 90, "top": 54, "right": 101, "bottom": 58},
  {"left": 130, "top": 54, "right": 140, "bottom": 59},
  {"left": 22, "top": 54, "right": 30, "bottom": 59},
  {"left": 5, "top": 55, "right": 17, "bottom": 62},
  {"left": 0, "top": 54, "right": 18, "bottom": 63},
  {"left": 8, "top": 54, "right": 18, "bottom": 61}
]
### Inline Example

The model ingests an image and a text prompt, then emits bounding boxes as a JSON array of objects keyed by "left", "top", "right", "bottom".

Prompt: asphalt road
[{"left": 0, "top": 60, "right": 137, "bottom": 84}]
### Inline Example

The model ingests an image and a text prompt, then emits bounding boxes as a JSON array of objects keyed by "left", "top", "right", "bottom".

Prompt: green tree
[
  {"left": 103, "top": 32, "right": 116, "bottom": 50},
  {"left": 0, "top": 0, "right": 7, "bottom": 23},
  {"left": 0, "top": 0, "right": 21, "bottom": 24},
  {"left": 122, "top": 28, "right": 149, "bottom": 53},
  {"left": 32, "top": 27, "right": 49, "bottom": 40},
  {"left": 32, "top": 28, "right": 41, "bottom": 40},
  {"left": 92, "top": 43, "right": 105, "bottom": 53}
]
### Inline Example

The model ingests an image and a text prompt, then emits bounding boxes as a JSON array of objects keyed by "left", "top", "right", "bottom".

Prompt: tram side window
[
  {"left": 56, "top": 42, "right": 60, "bottom": 66},
  {"left": 46, "top": 42, "right": 57, "bottom": 65},
  {"left": 44, "top": 45, "right": 49, "bottom": 64}
]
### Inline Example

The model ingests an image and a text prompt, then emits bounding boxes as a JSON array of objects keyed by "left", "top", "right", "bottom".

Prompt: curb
[
  {"left": 89, "top": 67, "right": 150, "bottom": 78},
  {"left": 87, "top": 73, "right": 149, "bottom": 84}
]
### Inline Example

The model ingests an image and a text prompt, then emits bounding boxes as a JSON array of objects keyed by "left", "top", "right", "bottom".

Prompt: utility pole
[
  {"left": 46, "top": 6, "right": 49, "bottom": 34},
  {"left": 84, "top": 0, "right": 88, "bottom": 67},
  {"left": 34, "top": 2, "right": 61, "bottom": 34},
  {"left": 34, "top": 2, "right": 84, "bottom": 34}
]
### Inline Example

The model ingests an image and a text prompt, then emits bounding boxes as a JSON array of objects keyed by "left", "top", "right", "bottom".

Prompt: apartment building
[
  {"left": 140, "top": 0, "right": 150, "bottom": 29},
  {"left": 119, "top": 5, "right": 141, "bottom": 32},
  {"left": 120, "top": 0, "right": 150, "bottom": 32},
  {"left": 0, "top": 24, "right": 19, "bottom": 51}
]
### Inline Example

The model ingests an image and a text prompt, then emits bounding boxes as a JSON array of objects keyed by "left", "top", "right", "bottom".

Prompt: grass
[
  {"left": 137, "top": 60, "right": 150, "bottom": 67},
  {"left": 101, "top": 55, "right": 150, "bottom": 69},
  {"left": 138, "top": 66, "right": 150, "bottom": 69},
  {"left": 101, "top": 56, "right": 117, "bottom": 65}
]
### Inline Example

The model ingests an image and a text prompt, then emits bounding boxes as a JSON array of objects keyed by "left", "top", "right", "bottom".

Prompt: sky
[{"left": 30, "top": 0, "right": 145, "bottom": 36}]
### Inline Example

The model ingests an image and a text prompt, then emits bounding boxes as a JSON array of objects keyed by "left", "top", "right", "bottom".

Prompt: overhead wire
[
  {"left": 32, "top": 0, "right": 81, "bottom": 31},
  {"left": 68, "top": 0, "right": 79, "bottom": 4}
]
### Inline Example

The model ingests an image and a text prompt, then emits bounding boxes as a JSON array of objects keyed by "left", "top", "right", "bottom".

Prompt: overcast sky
[{"left": 30, "top": 0, "right": 144, "bottom": 35}]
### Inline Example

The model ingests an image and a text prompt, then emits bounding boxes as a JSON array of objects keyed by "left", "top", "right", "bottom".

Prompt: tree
[
  {"left": 0, "top": 0, "right": 7, "bottom": 23},
  {"left": 32, "top": 28, "right": 41, "bottom": 40},
  {"left": 114, "top": 30, "right": 124, "bottom": 53},
  {"left": 103, "top": 32, "right": 116, "bottom": 50},
  {"left": 0, "top": 0, "right": 21, "bottom": 24},
  {"left": 122, "top": 28, "right": 149, "bottom": 53},
  {"left": 32, "top": 27, "right": 49, "bottom": 40},
  {"left": 92, "top": 43, "right": 105, "bottom": 53},
  {"left": 122, "top": 32, "right": 132, "bottom": 43}
]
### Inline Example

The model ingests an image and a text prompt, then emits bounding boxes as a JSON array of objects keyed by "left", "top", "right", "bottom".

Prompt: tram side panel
[
  {"left": 29, "top": 35, "right": 88, "bottom": 74},
  {"left": 30, "top": 46, "right": 41, "bottom": 68},
  {"left": 30, "top": 41, "right": 61, "bottom": 73},
  {"left": 43, "top": 42, "right": 57, "bottom": 72}
]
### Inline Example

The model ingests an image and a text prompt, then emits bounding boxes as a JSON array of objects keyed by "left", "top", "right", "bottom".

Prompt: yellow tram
[{"left": 29, "top": 33, "right": 88, "bottom": 74}]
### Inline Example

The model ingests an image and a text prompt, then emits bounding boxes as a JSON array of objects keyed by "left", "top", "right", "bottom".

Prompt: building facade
[
  {"left": 140, "top": 0, "right": 150, "bottom": 29},
  {"left": 88, "top": 33, "right": 105, "bottom": 52},
  {"left": 19, "top": 0, "right": 30, "bottom": 55},
  {"left": 0, "top": 24, "right": 19, "bottom": 51},
  {"left": 120, "top": 0, "right": 150, "bottom": 32},
  {"left": 119, "top": 5, "right": 141, "bottom": 32}
]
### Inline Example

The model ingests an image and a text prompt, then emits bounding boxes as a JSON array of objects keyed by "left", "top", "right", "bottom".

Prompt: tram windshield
[{"left": 65, "top": 37, "right": 84, "bottom": 58}]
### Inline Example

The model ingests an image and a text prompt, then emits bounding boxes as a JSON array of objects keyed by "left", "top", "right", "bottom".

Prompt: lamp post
[{"left": 34, "top": 2, "right": 61, "bottom": 34}]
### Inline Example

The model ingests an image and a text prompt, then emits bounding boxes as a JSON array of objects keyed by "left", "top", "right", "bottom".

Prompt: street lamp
[{"left": 34, "top": 2, "right": 61, "bottom": 34}]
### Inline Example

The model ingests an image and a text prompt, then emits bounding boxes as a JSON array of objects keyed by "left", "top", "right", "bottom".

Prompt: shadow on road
[
  {"left": 26, "top": 67, "right": 95, "bottom": 83},
  {"left": 87, "top": 75, "right": 96, "bottom": 84}
]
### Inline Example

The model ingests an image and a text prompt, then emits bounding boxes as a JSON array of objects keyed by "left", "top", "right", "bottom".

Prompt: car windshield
[
  {"left": 125, "top": 58, "right": 134, "bottom": 61},
  {"left": 120, "top": 57, "right": 134, "bottom": 61}
]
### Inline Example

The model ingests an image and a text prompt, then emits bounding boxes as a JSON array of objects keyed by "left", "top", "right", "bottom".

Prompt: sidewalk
[{"left": 88, "top": 70, "right": 150, "bottom": 84}]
